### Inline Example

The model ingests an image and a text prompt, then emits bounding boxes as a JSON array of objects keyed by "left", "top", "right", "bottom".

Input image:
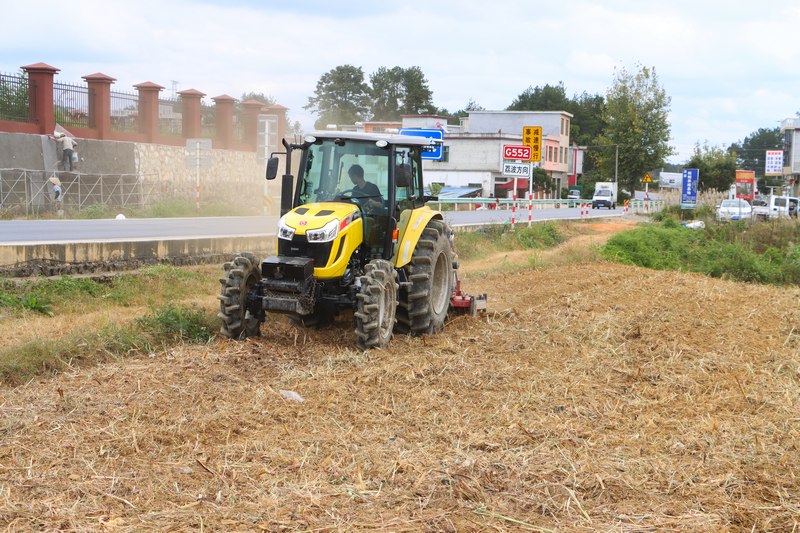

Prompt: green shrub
[
  {"left": 135, "top": 304, "right": 215, "bottom": 347},
  {"left": 77, "top": 204, "right": 118, "bottom": 219},
  {"left": 511, "top": 222, "right": 564, "bottom": 249},
  {"left": 602, "top": 219, "right": 800, "bottom": 286}
]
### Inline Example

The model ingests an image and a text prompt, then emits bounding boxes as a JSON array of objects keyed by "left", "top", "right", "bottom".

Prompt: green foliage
[
  {"left": 0, "top": 304, "right": 215, "bottom": 385},
  {"left": 506, "top": 83, "right": 605, "bottom": 173},
  {"left": 453, "top": 223, "right": 565, "bottom": 261},
  {"left": 727, "top": 127, "right": 782, "bottom": 180},
  {"left": 135, "top": 304, "right": 215, "bottom": 347},
  {"left": 507, "top": 82, "right": 571, "bottom": 111},
  {"left": 685, "top": 142, "right": 738, "bottom": 192},
  {"left": 0, "top": 288, "right": 53, "bottom": 316},
  {"left": 511, "top": 222, "right": 565, "bottom": 249},
  {"left": 0, "top": 70, "right": 30, "bottom": 121},
  {"left": 369, "top": 66, "right": 436, "bottom": 121},
  {"left": 304, "top": 65, "right": 371, "bottom": 128},
  {"left": 602, "top": 219, "right": 800, "bottom": 285},
  {"left": 77, "top": 203, "right": 118, "bottom": 219},
  {"left": 594, "top": 64, "right": 673, "bottom": 200}
]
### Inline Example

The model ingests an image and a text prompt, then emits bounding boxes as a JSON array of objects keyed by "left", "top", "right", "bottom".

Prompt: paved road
[
  {"left": 0, "top": 207, "right": 623, "bottom": 244},
  {"left": 0, "top": 216, "right": 280, "bottom": 244}
]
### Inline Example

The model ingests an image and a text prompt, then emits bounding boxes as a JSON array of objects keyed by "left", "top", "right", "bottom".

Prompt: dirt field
[{"left": 2, "top": 218, "right": 799, "bottom": 531}]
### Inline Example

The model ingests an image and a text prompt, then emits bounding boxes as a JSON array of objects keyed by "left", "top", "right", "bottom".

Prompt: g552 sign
[{"left": 503, "top": 144, "right": 531, "bottom": 160}]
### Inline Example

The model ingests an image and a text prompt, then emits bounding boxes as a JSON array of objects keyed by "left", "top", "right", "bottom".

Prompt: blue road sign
[
  {"left": 681, "top": 168, "right": 699, "bottom": 209},
  {"left": 398, "top": 128, "right": 444, "bottom": 160}
]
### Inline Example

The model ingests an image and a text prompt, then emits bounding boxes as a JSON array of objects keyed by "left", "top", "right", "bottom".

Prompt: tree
[
  {"left": 0, "top": 70, "right": 30, "bottom": 121},
  {"left": 304, "top": 65, "right": 371, "bottom": 128},
  {"left": 369, "top": 67, "right": 404, "bottom": 121},
  {"left": 594, "top": 65, "right": 673, "bottom": 197},
  {"left": 239, "top": 92, "right": 275, "bottom": 106},
  {"left": 506, "top": 83, "right": 605, "bottom": 175},
  {"left": 507, "top": 82, "right": 570, "bottom": 111},
  {"left": 685, "top": 142, "right": 737, "bottom": 192},
  {"left": 449, "top": 99, "right": 484, "bottom": 120},
  {"left": 727, "top": 127, "right": 782, "bottom": 190},
  {"left": 368, "top": 66, "right": 436, "bottom": 121}
]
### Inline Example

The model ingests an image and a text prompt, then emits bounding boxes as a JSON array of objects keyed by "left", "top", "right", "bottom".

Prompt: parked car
[{"left": 716, "top": 199, "right": 752, "bottom": 221}]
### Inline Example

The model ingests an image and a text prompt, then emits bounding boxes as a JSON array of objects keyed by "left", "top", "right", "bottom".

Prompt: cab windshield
[{"left": 298, "top": 139, "right": 389, "bottom": 206}]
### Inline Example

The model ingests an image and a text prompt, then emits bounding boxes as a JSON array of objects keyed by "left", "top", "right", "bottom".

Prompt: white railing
[{"left": 428, "top": 197, "right": 665, "bottom": 214}]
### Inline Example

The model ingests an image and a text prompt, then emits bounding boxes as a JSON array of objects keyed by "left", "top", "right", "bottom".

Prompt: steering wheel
[{"left": 334, "top": 189, "right": 357, "bottom": 202}]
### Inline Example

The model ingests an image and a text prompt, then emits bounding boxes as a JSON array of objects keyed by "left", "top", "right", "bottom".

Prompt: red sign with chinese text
[{"left": 503, "top": 144, "right": 532, "bottom": 160}]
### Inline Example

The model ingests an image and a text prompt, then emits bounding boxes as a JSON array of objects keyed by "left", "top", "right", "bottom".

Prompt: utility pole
[{"left": 614, "top": 144, "right": 619, "bottom": 182}]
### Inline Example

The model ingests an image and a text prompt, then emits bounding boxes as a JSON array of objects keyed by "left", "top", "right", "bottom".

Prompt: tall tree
[
  {"left": 507, "top": 82, "right": 570, "bottom": 111},
  {"left": 304, "top": 65, "right": 371, "bottom": 129},
  {"left": 399, "top": 66, "right": 436, "bottom": 115},
  {"left": 369, "top": 67, "right": 404, "bottom": 121},
  {"left": 594, "top": 65, "right": 673, "bottom": 197},
  {"left": 727, "top": 127, "right": 782, "bottom": 178},
  {"left": 369, "top": 66, "right": 436, "bottom": 121},
  {"left": 686, "top": 142, "right": 737, "bottom": 191}
]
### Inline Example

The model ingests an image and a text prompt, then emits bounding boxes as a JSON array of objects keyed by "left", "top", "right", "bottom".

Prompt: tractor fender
[{"left": 392, "top": 205, "right": 443, "bottom": 268}]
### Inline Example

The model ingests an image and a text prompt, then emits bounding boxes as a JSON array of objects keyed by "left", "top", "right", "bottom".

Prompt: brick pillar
[
  {"left": 134, "top": 81, "right": 163, "bottom": 142},
  {"left": 212, "top": 94, "right": 235, "bottom": 149},
  {"left": 266, "top": 104, "right": 289, "bottom": 144},
  {"left": 82, "top": 72, "right": 115, "bottom": 139},
  {"left": 178, "top": 88, "right": 205, "bottom": 139},
  {"left": 22, "top": 62, "right": 59, "bottom": 135},
  {"left": 242, "top": 99, "right": 265, "bottom": 151}
]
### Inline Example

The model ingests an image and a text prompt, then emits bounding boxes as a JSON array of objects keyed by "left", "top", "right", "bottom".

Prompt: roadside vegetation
[
  {"left": 0, "top": 264, "right": 217, "bottom": 385},
  {"left": 603, "top": 217, "right": 800, "bottom": 285}
]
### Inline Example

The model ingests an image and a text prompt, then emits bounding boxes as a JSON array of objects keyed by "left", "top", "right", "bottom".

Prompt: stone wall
[
  {"left": 133, "top": 142, "right": 276, "bottom": 211},
  {"left": 0, "top": 132, "right": 281, "bottom": 214}
]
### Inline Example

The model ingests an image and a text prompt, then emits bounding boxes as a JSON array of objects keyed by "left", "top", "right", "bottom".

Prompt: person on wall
[{"left": 56, "top": 132, "right": 78, "bottom": 172}]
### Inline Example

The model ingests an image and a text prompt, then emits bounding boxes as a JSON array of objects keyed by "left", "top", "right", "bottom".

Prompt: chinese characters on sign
[
  {"left": 681, "top": 168, "right": 699, "bottom": 209},
  {"left": 502, "top": 162, "right": 531, "bottom": 177},
  {"left": 765, "top": 150, "right": 783, "bottom": 176},
  {"left": 522, "top": 126, "right": 542, "bottom": 162}
]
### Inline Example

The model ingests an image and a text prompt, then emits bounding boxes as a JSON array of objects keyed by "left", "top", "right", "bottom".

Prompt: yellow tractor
[{"left": 218, "top": 131, "right": 486, "bottom": 348}]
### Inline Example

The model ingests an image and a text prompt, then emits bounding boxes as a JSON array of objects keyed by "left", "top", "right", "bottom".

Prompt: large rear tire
[
  {"left": 396, "top": 219, "right": 454, "bottom": 335},
  {"left": 354, "top": 259, "right": 398, "bottom": 349},
  {"left": 218, "top": 253, "right": 262, "bottom": 339}
]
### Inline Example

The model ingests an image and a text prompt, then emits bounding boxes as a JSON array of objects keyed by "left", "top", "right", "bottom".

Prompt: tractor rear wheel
[
  {"left": 218, "top": 253, "right": 262, "bottom": 339},
  {"left": 354, "top": 259, "right": 398, "bottom": 349},
  {"left": 396, "top": 219, "right": 454, "bottom": 335}
]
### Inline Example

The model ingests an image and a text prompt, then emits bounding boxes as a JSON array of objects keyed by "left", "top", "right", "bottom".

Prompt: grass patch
[
  {"left": 602, "top": 219, "right": 800, "bottom": 285},
  {"left": 455, "top": 222, "right": 566, "bottom": 261},
  {"left": 0, "top": 303, "right": 216, "bottom": 386}
]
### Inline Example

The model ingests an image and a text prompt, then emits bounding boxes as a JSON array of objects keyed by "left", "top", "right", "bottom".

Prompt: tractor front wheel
[
  {"left": 354, "top": 259, "right": 398, "bottom": 349},
  {"left": 218, "top": 253, "right": 262, "bottom": 339}
]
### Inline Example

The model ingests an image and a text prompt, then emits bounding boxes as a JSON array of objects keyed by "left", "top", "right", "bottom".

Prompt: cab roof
[{"left": 306, "top": 130, "right": 435, "bottom": 147}]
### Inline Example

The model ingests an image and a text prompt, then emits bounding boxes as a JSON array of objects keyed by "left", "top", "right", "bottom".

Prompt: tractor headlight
[
  {"left": 277, "top": 215, "right": 295, "bottom": 240},
  {"left": 306, "top": 219, "right": 340, "bottom": 243}
]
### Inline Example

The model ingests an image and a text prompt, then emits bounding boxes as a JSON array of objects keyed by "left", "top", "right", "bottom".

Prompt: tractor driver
[{"left": 347, "top": 164, "right": 383, "bottom": 211}]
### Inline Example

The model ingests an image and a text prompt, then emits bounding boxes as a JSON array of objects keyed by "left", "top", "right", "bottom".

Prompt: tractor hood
[{"left": 279, "top": 202, "right": 361, "bottom": 235}]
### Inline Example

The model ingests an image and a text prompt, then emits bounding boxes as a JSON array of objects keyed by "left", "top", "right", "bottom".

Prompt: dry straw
[{"left": 1, "top": 222, "right": 799, "bottom": 531}]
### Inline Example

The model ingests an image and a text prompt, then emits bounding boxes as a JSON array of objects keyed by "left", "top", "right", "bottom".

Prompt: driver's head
[{"left": 348, "top": 164, "right": 365, "bottom": 186}]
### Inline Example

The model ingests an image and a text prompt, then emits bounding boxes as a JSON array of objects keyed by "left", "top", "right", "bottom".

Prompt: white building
[
  {"left": 401, "top": 111, "right": 575, "bottom": 198},
  {"left": 780, "top": 117, "right": 800, "bottom": 196}
]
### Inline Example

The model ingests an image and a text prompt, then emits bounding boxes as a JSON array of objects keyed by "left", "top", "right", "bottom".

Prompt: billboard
[
  {"left": 735, "top": 169, "right": 755, "bottom": 201},
  {"left": 659, "top": 171, "right": 682, "bottom": 188},
  {"left": 681, "top": 168, "right": 699, "bottom": 209},
  {"left": 765, "top": 150, "right": 783, "bottom": 176}
]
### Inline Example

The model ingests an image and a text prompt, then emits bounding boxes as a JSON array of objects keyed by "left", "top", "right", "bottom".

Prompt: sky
[{"left": 2, "top": 0, "right": 799, "bottom": 163}]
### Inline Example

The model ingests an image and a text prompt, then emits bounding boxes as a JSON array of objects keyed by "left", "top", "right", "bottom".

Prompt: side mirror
[{"left": 265, "top": 157, "right": 280, "bottom": 180}]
